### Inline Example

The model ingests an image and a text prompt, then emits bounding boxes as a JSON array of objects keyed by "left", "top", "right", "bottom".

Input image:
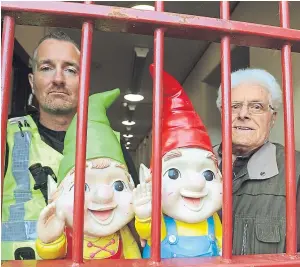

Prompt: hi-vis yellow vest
[{"left": 2, "top": 115, "right": 63, "bottom": 260}]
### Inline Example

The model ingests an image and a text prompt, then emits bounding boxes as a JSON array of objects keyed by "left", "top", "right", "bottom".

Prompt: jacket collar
[{"left": 213, "top": 142, "right": 278, "bottom": 180}]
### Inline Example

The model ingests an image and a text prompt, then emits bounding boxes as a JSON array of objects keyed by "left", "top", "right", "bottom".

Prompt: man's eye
[
  {"left": 203, "top": 170, "right": 215, "bottom": 181},
  {"left": 167, "top": 168, "right": 180, "bottom": 180},
  {"left": 65, "top": 68, "right": 77, "bottom": 74},
  {"left": 40, "top": 66, "right": 52, "bottom": 71},
  {"left": 232, "top": 104, "right": 241, "bottom": 109},
  {"left": 113, "top": 180, "right": 125, "bottom": 192},
  {"left": 253, "top": 104, "right": 263, "bottom": 110}
]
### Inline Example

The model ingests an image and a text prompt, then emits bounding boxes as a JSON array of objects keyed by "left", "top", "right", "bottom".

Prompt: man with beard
[{"left": 2, "top": 31, "right": 138, "bottom": 261}]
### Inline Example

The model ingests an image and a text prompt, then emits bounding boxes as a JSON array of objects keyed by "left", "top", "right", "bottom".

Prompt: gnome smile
[
  {"left": 88, "top": 203, "right": 117, "bottom": 225},
  {"left": 180, "top": 190, "right": 207, "bottom": 212}
]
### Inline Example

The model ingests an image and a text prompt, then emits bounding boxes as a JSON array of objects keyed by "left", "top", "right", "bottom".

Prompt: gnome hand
[
  {"left": 133, "top": 182, "right": 152, "bottom": 220},
  {"left": 37, "top": 202, "right": 66, "bottom": 244}
]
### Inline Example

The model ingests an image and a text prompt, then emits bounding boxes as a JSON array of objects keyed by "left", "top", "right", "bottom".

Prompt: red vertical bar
[
  {"left": 1, "top": 16, "right": 15, "bottom": 204},
  {"left": 72, "top": 2, "right": 94, "bottom": 263},
  {"left": 279, "top": 1, "right": 297, "bottom": 255},
  {"left": 151, "top": 1, "right": 164, "bottom": 262},
  {"left": 220, "top": 1, "right": 233, "bottom": 261}
]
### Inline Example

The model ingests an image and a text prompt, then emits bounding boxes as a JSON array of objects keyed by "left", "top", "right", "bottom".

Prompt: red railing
[
  {"left": 151, "top": 1, "right": 164, "bottom": 262},
  {"left": 72, "top": 0, "right": 94, "bottom": 262},
  {"left": 220, "top": 1, "right": 233, "bottom": 261},
  {"left": 1, "top": 1, "right": 300, "bottom": 266}
]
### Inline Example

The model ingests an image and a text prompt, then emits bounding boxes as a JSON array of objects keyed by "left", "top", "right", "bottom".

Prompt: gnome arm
[
  {"left": 36, "top": 202, "right": 67, "bottom": 259},
  {"left": 36, "top": 233, "right": 67, "bottom": 259},
  {"left": 213, "top": 212, "right": 223, "bottom": 252},
  {"left": 135, "top": 216, "right": 167, "bottom": 243}
]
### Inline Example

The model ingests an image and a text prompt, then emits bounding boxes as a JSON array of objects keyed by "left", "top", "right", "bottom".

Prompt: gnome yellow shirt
[
  {"left": 135, "top": 212, "right": 222, "bottom": 249},
  {"left": 36, "top": 225, "right": 141, "bottom": 260}
]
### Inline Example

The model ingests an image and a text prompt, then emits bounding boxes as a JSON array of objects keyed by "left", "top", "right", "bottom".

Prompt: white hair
[{"left": 216, "top": 68, "right": 282, "bottom": 111}]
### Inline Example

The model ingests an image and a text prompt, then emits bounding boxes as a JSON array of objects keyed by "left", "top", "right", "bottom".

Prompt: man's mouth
[
  {"left": 49, "top": 91, "right": 69, "bottom": 96},
  {"left": 233, "top": 126, "right": 254, "bottom": 131}
]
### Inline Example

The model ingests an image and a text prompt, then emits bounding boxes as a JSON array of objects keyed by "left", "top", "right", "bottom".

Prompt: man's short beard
[{"left": 40, "top": 103, "right": 76, "bottom": 115}]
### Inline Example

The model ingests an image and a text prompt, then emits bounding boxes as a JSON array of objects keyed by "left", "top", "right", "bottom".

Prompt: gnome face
[
  {"left": 55, "top": 158, "right": 135, "bottom": 237},
  {"left": 148, "top": 64, "right": 223, "bottom": 223},
  {"left": 161, "top": 147, "right": 222, "bottom": 223}
]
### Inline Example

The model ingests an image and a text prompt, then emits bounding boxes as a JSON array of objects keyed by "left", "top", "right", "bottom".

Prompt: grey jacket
[{"left": 214, "top": 142, "right": 300, "bottom": 255}]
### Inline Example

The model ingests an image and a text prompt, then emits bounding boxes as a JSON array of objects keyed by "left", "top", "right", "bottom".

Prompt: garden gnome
[
  {"left": 36, "top": 89, "right": 141, "bottom": 260},
  {"left": 133, "top": 65, "right": 223, "bottom": 258}
]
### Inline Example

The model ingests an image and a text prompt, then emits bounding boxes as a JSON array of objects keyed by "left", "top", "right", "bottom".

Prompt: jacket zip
[{"left": 241, "top": 222, "right": 248, "bottom": 255}]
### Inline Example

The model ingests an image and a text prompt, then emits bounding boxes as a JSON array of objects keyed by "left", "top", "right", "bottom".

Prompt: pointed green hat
[{"left": 57, "top": 88, "right": 125, "bottom": 183}]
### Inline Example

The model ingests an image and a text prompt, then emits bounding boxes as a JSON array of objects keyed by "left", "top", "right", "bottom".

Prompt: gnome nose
[
  {"left": 93, "top": 185, "right": 114, "bottom": 204},
  {"left": 184, "top": 174, "right": 206, "bottom": 192}
]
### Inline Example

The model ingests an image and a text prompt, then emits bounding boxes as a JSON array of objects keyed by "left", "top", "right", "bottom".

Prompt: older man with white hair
[{"left": 214, "top": 68, "right": 300, "bottom": 255}]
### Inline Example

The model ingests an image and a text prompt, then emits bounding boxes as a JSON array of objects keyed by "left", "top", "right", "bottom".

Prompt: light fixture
[
  {"left": 124, "top": 94, "right": 144, "bottom": 102},
  {"left": 124, "top": 47, "right": 149, "bottom": 102},
  {"left": 123, "top": 134, "right": 133, "bottom": 138},
  {"left": 131, "top": 4, "right": 155, "bottom": 11},
  {"left": 126, "top": 141, "right": 131, "bottom": 145},
  {"left": 122, "top": 120, "right": 136, "bottom": 126},
  {"left": 125, "top": 146, "right": 129, "bottom": 150}
]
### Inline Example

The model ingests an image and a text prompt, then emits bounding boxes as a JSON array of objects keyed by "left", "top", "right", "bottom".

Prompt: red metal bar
[
  {"left": 72, "top": 2, "right": 94, "bottom": 262},
  {"left": 1, "top": 16, "right": 15, "bottom": 204},
  {"left": 220, "top": 1, "right": 233, "bottom": 261},
  {"left": 2, "top": 2, "right": 300, "bottom": 52},
  {"left": 279, "top": 1, "right": 297, "bottom": 256},
  {"left": 2, "top": 254, "right": 300, "bottom": 267},
  {"left": 151, "top": 1, "right": 164, "bottom": 262}
]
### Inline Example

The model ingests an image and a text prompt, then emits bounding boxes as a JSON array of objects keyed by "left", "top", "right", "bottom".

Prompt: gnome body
[
  {"left": 36, "top": 89, "right": 141, "bottom": 260},
  {"left": 133, "top": 65, "right": 223, "bottom": 258}
]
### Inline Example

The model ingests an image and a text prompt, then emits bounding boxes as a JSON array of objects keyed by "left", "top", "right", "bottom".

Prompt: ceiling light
[
  {"left": 126, "top": 141, "right": 131, "bottom": 145},
  {"left": 126, "top": 146, "right": 129, "bottom": 150},
  {"left": 124, "top": 93, "right": 144, "bottom": 102},
  {"left": 131, "top": 4, "right": 155, "bottom": 11},
  {"left": 122, "top": 120, "right": 136, "bottom": 126},
  {"left": 123, "top": 134, "right": 133, "bottom": 138}
]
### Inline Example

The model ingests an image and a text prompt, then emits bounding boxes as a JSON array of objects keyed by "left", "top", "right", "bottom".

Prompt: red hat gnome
[
  {"left": 157, "top": 64, "right": 213, "bottom": 156},
  {"left": 133, "top": 64, "right": 223, "bottom": 259}
]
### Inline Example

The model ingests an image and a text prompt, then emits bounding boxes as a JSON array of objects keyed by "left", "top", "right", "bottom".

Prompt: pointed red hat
[{"left": 149, "top": 64, "right": 213, "bottom": 156}]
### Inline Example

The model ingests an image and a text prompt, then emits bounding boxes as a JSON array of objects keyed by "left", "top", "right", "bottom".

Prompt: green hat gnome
[
  {"left": 36, "top": 89, "right": 141, "bottom": 260},
  {"left": 58, "top": 88, "right": 127, "bottom": 183}
]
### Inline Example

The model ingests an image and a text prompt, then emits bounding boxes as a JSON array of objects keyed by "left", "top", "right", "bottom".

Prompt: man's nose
[
  {"left": 184, "top": 174, "right": 206, "bottom": 192},
  {"left": 238, "top": 104, "right": 250, "bottom": 120},
  {"left": 52, "top": 69, "right": 65, "bottom": 86},
  {"left": 93, "top": 185, "right": 114, "bottom": 204}
]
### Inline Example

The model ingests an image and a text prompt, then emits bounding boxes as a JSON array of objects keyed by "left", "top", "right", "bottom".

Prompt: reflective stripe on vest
[
  {"left": 2, "top": 115, "right": 63, "bottom": 260},
  {"left": 2, "top": 130, "right": 37, "bottom": 242}
]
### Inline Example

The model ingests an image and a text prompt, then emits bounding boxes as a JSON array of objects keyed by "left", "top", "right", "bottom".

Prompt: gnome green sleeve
[{"left": 35, "top": 89, "right": 141, "bottom": 260}]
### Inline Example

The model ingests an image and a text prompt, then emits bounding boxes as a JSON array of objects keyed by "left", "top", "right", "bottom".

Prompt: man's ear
[
  {"left": 28, "top": 73, "right": 34, "bottom": 94},
  {"left": 271, "top": 112, "right": 277, "bottom": 128},
  {"left": 139, "top": 163, "right": 151, "bottom": 184}
]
